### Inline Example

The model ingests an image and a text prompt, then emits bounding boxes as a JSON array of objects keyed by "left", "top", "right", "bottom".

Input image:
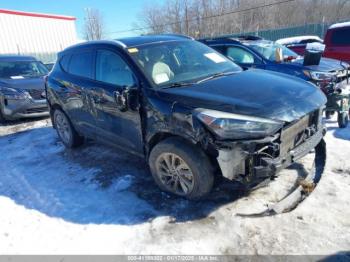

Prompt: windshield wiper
[
  {"left": 162, "top": 81, "right": 195, "bottom": 89},
  {"left": 196, "top": 71, "right": 237, "bottom": 84}
]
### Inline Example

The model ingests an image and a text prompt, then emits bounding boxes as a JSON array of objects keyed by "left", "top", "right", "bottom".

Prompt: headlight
[
  {"left": 0, "top": 86, "right": 29, "bottom": 100},
  {"left": 303, "top": 70, "right": 335, "bottom": 81},
  {"left": 195, "top": 109, "right": 284, "bottom": 140}
]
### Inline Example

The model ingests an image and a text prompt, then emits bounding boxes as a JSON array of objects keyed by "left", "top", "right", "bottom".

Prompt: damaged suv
[{"left": 46, "top": 35, "right": 327, "bottom": 200}]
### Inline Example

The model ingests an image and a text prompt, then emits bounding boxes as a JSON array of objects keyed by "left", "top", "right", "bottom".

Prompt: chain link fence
[{"left": 221, "top": 22, "right": 337, "bottom": 41}]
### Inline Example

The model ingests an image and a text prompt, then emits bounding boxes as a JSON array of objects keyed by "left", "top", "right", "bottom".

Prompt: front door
[{"left": 92, "top": 49, "right": 144, "bottom": 155}]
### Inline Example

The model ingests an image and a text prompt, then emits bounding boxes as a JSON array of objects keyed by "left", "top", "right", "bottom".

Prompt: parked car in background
[
  {"left": 201, "top": 36, "right": 349, "bottom": 86},
  {"left": 0, "top": 55, "right": 49, "bottom": 123},
  {"left": 201, "top": 36, "right": 350, "bottom": 127},
  {"left": 324, "top": 21, "right": 350, "bottom": 63},
  {"left": 46, "top": 35, "right": 326, "bottom": 200},
  {"left": 44, "top": 62, "right": 55, "bottom": 71},
  {"left": 276, "top": 35, "right": 323, "bottom": 56}
]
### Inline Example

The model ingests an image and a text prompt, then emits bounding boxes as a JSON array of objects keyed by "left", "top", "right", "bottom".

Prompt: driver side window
[
  {"left": 226, "top": 47, "right": 255, "bottom": 64},
  {"left": 96, "top": 50, "right": 135, "bottom": 87}
]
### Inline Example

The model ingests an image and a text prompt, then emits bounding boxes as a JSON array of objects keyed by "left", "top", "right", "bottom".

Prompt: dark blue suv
[
  {"left": 200, "top": 36, "right": 350, "bottom": 92},
  {"left": 46, "top": 35, "right": 326, "bottom": 201}
]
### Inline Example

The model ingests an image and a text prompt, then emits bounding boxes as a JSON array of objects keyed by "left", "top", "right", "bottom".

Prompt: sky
[{"left": 0, "top": 0, "right": 165, "bottom": 39}]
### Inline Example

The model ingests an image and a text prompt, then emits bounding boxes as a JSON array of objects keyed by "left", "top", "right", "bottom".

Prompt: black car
[
  {"left": 46, "top": 35, "right": 326, "bottom": 200},
  {"left": 0, "top": 55, "right": 49, "bottom": 122}
]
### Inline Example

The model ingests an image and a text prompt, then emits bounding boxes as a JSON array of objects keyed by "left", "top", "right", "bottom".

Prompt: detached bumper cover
[
  {"left": 238, "top": 138, "right": 326, "bottom": 216},
  {"left": 255, "top": 127, "right": 325, "bottom": 178},
  {"left": 1, "top": 98, "right": 49, "bottom": 119}
]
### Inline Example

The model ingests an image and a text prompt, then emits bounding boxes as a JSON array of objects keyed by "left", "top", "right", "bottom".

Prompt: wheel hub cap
[{"left": 156, "top": 153, "right": 194, "bottom": 195}]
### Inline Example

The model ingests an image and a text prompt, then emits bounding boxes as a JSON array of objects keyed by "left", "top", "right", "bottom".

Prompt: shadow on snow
[{"left": 0, "top": 125, "right": 305, "bottom": 225}]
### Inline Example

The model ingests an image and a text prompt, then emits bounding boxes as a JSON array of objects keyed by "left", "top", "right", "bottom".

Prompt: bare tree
[
  {"left": 83, "top": 8, "right": 105, "bottom": 41},
  {"left": 135, "top": 0, "right": 350, "bottom": 38}
]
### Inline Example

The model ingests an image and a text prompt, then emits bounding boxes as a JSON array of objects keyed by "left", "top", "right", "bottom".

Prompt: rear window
[
  {"left": 68, "top": 52, "right": 94, "bottom": 79},
  {"left": 331, "top": 28, "right": 350, "bottom": 45}
]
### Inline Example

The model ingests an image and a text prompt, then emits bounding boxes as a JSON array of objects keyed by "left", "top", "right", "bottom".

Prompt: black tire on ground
[
  {"left": 53, "top": 109, "right": 84, "bottom": 148},
  {"left": 338, "top": 112, "right": 349, "bottom": 128},
  {"left": 148, "top": 137, "right": 214, "bottom": 200},
  {"left": 0, "top": 106, "right": 6, "bottom": 124}
]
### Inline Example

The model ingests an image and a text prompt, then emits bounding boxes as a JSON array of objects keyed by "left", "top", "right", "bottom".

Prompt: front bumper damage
[{"left": 215, "top": 112, "right": 327, "bottom": 215}]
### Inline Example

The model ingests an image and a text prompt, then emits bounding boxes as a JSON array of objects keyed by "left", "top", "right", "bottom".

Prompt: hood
[
  {"left": 0, "top": 77, "right": 45, "bottom": 90},
  {"left": 157, "top": 69, "right": 326, "bottom": 123},
  {"left": 290, "top": 57, "right": 346, "bottom": 72}
]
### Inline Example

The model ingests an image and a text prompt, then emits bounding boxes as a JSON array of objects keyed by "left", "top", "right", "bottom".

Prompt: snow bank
[{"left": 276, "top": 35, "right": 323, "bottom": 45}]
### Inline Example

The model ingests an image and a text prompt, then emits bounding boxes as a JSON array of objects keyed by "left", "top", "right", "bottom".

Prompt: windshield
[
  {"left": 246, "top": 41, "right": 299, "bottom": 61},
  {"left": 0, "top": 61, "right": 49, "bottom": 79},
  {"left": 128, "top": 40, "right": 242, "bottom": 88}
]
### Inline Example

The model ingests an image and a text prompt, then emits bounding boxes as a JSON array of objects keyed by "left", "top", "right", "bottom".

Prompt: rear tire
[
  {"left": 149, "top": 137, "right": 214, "bottom": 200},
  {"left": 53, "top": 109, "right": 84, "bottom": 148},
  {"left": 338, "top": 112, "right": 349, "bottom": 128},
  {"left": 0, "top": 106, "right": 6, "bottom": 124}
]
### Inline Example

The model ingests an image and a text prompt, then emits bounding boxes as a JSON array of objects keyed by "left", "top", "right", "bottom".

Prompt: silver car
[{"left": 0, "top": 55, "right": 49, "bottom": 122}]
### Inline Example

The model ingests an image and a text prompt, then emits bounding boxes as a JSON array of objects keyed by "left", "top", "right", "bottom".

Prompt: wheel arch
[{"left": 146, "top": 132, "right": 197, "bottom": 158}]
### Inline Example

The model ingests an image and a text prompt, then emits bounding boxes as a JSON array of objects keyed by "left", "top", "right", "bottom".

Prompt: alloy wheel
[
  {"left": 155, "top": 153, "right": 195, "bottom": 196},
  {"left": 54, "top": 111, "right": 72, "bottom": 145}
]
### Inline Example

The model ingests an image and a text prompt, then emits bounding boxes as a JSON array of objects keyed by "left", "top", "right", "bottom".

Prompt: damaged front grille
[{"left": 279, "top": 110, "right": 320, "bottom": 157}]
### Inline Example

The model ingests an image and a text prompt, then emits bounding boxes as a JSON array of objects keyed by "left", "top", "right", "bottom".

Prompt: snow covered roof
[
  {"left": 276, "top": 35, "right": 323, "bottom": 45},
  {"left": 329, "top": 21, "right": 350, "bottom": 30}
]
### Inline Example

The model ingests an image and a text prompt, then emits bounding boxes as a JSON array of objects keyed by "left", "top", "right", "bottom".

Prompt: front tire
[
  {"left": 53, "top": 109, "right": 84, "bottom": 148},
  {"left": 149, "top": 137, "right": 214, "bottom": 200},
  {"left": 338, "top": 112, "right": 349, "bottom": 128}
]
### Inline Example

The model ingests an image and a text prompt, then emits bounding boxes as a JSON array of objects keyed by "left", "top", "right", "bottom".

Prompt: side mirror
[
  {"left": 114, "top": 89, "right": 128, "bottom": 112},
  {"left": 114, "top": 86, "right": 139, "bottom": 112},
  {"left": 275, "top": 47, "right": 283, "bottom": 63}
]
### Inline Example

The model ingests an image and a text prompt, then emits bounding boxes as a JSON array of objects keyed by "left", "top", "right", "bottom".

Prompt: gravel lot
[{"left": 0, "top": 116, "right": 349, "bottom": 255}]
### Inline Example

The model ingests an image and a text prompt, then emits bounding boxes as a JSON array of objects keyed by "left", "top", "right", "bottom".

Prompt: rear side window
[
  {"left": 331, "top": 28, "right": 350, "bottom": 45},
  {"left": 68, "top": 52, "right": 94, "bottom": 79},
  {"left": 59, "top": 55, "right": 71, "bottom": 72}
]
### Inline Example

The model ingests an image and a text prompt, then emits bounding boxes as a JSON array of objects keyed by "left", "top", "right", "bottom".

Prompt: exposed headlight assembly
[
  {"left": 303, "top": 70, "right": 335, "bottom": 81},
  {"left": 0, "top": 86, "right": 30, "bottom": 100},
  {"left": 195, "top": 109, "right": 284, "bottom": 140}
]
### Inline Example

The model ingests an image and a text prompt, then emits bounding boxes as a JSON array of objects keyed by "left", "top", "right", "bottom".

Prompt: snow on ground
[{"left": 0, "top": 116, "right": 349, "bottom": 255}]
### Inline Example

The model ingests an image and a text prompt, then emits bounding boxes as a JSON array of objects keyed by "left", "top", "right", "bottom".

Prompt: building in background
[{"left": 0, "top": 9, "right": 77, "bottom": 63}]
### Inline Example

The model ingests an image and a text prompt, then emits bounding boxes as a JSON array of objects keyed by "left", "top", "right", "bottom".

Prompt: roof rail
[
  {"left": 113, "top": 39, "right": 127, "bottom": 48},
  {"left": 160, "top": 33, "right": 194, "bottom": 40},
  {"left": 234, "top": 35, "right": 264, "bottom": 41}
]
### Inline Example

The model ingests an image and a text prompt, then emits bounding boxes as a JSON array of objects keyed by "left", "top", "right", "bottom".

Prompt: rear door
[
  {"left": 92, "top": 48, "right": 144, "bottom": 155},
  {"left": 324, "top": 27, "right": 350, "bottom": 63},
  {"left": 55, "top": 49, "right": 97, "bottom": 138}
]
